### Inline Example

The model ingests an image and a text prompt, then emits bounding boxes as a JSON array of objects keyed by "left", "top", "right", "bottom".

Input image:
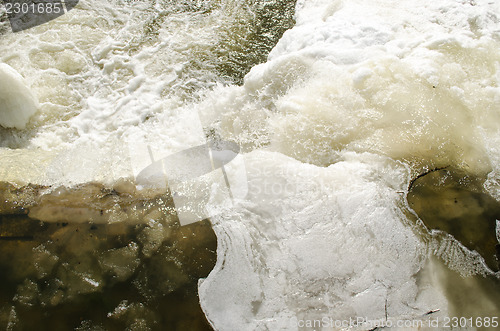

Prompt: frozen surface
[
  {"left": 197, "top": 0, "right": 500, "bottom": 328},
  {"left": 0, "top": 0, "right": 499, "bottom": 329},
  {"left": 200, "top": 151, "right": 446, "bottom": 329}
]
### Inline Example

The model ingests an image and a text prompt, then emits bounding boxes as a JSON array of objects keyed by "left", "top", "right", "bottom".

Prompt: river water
[{"left": 0, "top": 0, "right": 499, "bottom": 330}]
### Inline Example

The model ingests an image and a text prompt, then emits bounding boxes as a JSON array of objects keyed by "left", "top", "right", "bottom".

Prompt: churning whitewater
[{"left": 1, "top": 0, "right": 500, "bottom": 329}]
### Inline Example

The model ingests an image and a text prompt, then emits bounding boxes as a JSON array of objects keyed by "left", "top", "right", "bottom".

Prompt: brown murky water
[
  {"left": 0, "top": 182, "right": 217, "bottom": 330},
  {"left": 408, "top": 167, "right": 500, "bottom": 319}
]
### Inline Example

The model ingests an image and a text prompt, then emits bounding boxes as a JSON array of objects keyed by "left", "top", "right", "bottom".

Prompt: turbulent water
[{"left": 1, "top": 0, "right": 500, "bottom": 330}]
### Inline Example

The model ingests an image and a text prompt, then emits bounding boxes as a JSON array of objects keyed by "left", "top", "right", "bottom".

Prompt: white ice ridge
[
  {"left": 0, "top": 63, "right": 39, "bottom": 130},
  {"left": 496, "top": 220, "right": 500, "bottom": 244},
  {"left": 199, "top": 151, "right": 445, "bottom": 330},
  {"left": 198, "top": 0, "right": 500, "bottom": 328}
]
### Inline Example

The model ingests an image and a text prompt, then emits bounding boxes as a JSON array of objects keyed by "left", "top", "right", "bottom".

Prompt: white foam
[{"left": 200, "top": 0, "right": 500, "bottom": 176}]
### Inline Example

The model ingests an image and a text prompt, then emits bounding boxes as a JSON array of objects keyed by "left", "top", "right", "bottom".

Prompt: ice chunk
[
  {"left": 138, "top": 220, "right": 168, "bottom": 258},
  {"left": 99, "top": 242, "right": 140, "bottom": 282},
  {"left": 0, "top": 64, "right": 38, "bottom": 130},
  {"left": 33, "top": 244, "right": 59, "bottom": 279},
  {"left": 497, "top": 219, "right": 500, "bottom": 244},
  {"left": 199, "top": 151, "right": 446, "bottom": 330}
]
